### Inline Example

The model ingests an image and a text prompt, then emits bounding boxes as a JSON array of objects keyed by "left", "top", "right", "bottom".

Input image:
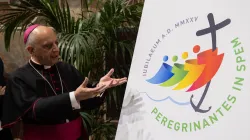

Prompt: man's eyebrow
[{"left": 43, "top": 41, "right": 52, "bottom": 45}]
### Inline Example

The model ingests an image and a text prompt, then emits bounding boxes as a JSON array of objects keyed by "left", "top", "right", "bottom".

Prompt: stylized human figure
[
  {"left": 173, "top": 45, "right": 206, "bottom": 90},
  {"left": 187, "top": 47, "right": 224, "bottom": 92},
  {"left": 146, "top": 56, "right": 174, "bottom": 84},
  {"left": 147, "top": 43, "right": 224, "bottom": 93},
  {"left": 160, "top": 55, "right": 188, "bottom": 87}
]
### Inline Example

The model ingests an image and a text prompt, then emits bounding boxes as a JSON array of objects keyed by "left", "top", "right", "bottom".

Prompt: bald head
[
  {"left": 25, "top": 25, "right": 60, "bottom": 66},
  {"left": 25, "top": 25, "right": 56, "bottom": 48}
]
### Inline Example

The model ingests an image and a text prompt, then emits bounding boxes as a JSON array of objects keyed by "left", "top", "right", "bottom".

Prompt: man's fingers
[
  {"left": 118, "top": 79, "right": 127, "bottom": 85},
  {"left": 105, "top": 68, "right": 114, "bottom": 77},
  {"left": 111, "top": 78, "right": 127, "bottom": 86},
  {"left": 81, "top": 77, "right": 89, "bottom": 87},
  {"left": 108, "top": 79, "right": 114, "bottom": 87},
  {"left": 98, "top": 85, "right": 109, "bottom": 93},
  {"left": 0, "top": 86, "right": 6, "bottom": 91},
  {"left": 95, "top": 84, "right": 109, "bottom": 94},
  {"left": 113, "top": 77, "right": 127, "bottom": 83},
  {"left": 120, "top": 77, "right": 127, "bottom": 81},
  {"left": 89, "top": 84, "right": 106, "bottom": 93}
]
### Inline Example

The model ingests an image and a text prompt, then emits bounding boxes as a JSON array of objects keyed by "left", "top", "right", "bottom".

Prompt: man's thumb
[{"left": 81, "top": 77, "right": 89, "bottom": 87}]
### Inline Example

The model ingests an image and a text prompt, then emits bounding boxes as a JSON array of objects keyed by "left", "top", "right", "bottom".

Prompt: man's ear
[{"left": 26, "top": 46, "right": 34, "bottom": 54}]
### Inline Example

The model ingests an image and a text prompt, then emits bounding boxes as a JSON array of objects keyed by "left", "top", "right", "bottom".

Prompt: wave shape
[{"left": 145, "top": 93, "right": 190, "bottom": 105}]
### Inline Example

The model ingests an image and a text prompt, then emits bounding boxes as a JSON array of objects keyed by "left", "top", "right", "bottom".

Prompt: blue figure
[{"left": 147, "top": 56, "right": 174, "bottom": 84}]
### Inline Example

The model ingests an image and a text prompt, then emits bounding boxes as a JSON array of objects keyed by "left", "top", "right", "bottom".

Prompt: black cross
[
  {"left": 190, "top": 13, "right": 231, "bottom": 113},
  {"left": 196, "top": 13, "right": 231, "bottom": 51}
]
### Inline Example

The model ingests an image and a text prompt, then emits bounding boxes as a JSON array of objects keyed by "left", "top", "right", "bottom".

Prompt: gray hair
[
  {"left": 25, "top": 26, "right": 56, "bottom": 48},
  {"left": 25, "top": 31, "right": 36, "bottom": 48}
]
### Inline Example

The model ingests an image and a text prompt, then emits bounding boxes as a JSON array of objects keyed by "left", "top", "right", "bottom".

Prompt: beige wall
[{"left": 0, "top": 32, "right": 30, "bottom": 73}]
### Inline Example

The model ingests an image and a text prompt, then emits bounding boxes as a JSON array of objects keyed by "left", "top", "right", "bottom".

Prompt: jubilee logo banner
[{"left": 115, "top": 0, "right": 250, "bottom": 140}]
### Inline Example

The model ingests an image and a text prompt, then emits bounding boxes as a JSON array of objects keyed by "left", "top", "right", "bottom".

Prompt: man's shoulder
[
  {"left": 56, "top": 61, "right": 78, "bottom": 72},
  {"left": 8, "top": 63, "right": 34, "bottom": 81},
  {"left": 56, "top": 61, "right": 83, "bottom": 80},
  {"left": 56, "top": 61, "right": 71, "bottom": 67}
]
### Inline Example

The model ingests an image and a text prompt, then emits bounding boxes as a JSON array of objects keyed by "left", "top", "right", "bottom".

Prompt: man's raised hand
[
  {"left": 98, "top": 68, "right": 127, "bottom": 88},
  {"left": 74, "top": 77, "right": 111, "bottom": 101}
]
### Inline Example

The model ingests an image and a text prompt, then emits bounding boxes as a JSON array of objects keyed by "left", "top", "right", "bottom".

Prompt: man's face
[{"left": 31, "top": 27, "right": 60, "bottom": 66}]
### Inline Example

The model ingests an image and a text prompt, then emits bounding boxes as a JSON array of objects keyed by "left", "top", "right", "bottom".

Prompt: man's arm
[
  {"left": 68, "top": 64, "right": 107, "bottom": 111},
  {"left": 80, "top": 92, "right": 106, "bottom": 110},
  {"left": 1, "top": 77, "right": 74, "bottom": 125},
  {"left": 2, "top": 75, "right": 108, "bottom": 126},
  {"left": 69, "top": 83, "right": 107, "bottom": 111},
  {"left": 29, "top": 93, "right": 73, "bottom": 121}
]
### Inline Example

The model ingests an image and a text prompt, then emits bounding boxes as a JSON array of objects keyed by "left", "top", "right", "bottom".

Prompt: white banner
[{"left": 115, "top": 0, "right": 250, "bottom": 140}]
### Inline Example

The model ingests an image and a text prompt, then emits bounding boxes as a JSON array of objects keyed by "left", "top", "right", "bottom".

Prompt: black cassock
[{"left": 1, "top": 60, "right": 106, "bottom": 140}]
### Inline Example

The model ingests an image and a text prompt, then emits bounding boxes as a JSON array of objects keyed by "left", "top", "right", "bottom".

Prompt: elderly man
[{"left": 1, "top": 24, "right": 127, "bottom": 140}]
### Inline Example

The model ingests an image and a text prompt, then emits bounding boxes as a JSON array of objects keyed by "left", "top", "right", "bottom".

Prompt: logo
[
  {"left": 147, "top": 45, "right": 224, "bottom": 92},
  {"left": 142, "top": 13, "right": 246, "bottom": 132},
  {"left": 147, "top": 44, "right": 225, "bottom": 113}
]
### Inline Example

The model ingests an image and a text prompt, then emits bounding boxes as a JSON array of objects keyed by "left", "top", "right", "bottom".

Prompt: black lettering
[
  {"left": 156, "top": 39, "right": 161, "bottom": 44},
  {"left": 195, "top": 16, "right": 198, "bottom": 21},
  {"left": 149, "top": 53, "right": 152, "bottom": 57},
  {"left": 167, "top": 29, "right": 171, "bottom": 34},
  {"left": 162, "top": 34, "right": 166, "bottom": 39},
  {"left": 175, "top": 23, "right": 180, "bottom": 28},
  {"left": 180, "top": 20, "right": 185, "bottom": 25},
  {"left": 190, "top": 17, "right": 194, "bottom": 22}
]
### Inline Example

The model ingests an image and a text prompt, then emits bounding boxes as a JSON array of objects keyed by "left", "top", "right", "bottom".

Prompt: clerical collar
[{"left": 30, "top": 58, "right": 52, "bottom": 70}]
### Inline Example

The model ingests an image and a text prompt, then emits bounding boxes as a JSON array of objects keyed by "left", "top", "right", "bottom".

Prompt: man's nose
[{"left": 52, "top": 44, "right": 59, "bottom": 52}]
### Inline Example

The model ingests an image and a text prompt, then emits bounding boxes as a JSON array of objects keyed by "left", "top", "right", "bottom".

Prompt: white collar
[{"left": 30, "top": 57, "right": 51, "bottom": 69}]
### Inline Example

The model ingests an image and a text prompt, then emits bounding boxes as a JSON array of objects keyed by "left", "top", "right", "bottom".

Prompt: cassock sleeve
[
  {"left": 1, "top": 63, "right": 107, "bottom": 127},
  {"left": 1, "top": 76, "right": 73, "bottom": 127},
  {"left": 29, "top": 94, "right": 73, "bottom": 121},
  {"left": 80, "top": 91, "right": 106, "bottom": 110},
  {"left": 68, "top": 64, "right": 107, "bottom": 111}
]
